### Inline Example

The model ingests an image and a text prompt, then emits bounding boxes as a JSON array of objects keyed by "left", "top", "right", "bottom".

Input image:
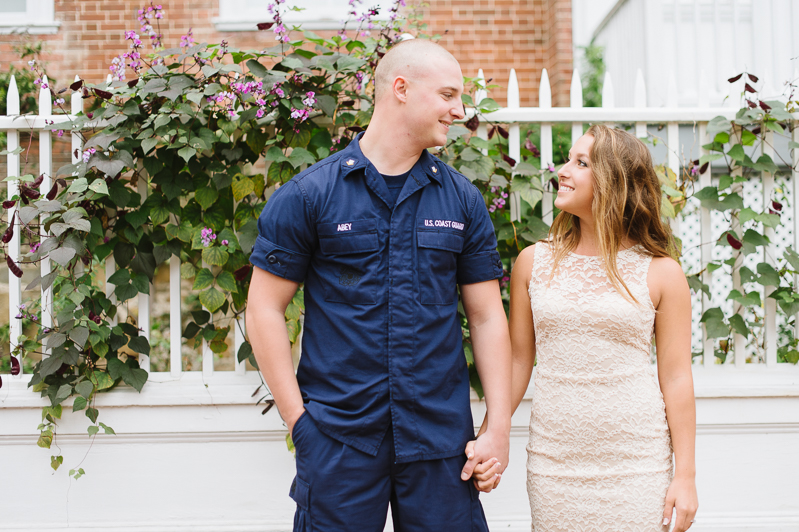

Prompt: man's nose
[{"left": 453, "top": 102, "right": 466, "bottom": 120}]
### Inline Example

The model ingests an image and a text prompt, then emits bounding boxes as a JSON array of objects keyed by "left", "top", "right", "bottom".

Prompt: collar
[{"left": 339, "top": 132, "right": 443, "bottom": 185}]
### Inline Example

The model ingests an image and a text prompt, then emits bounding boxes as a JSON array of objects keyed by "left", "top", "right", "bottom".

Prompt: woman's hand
[
  {"left": 662, "top": 475, "right": 698, "bottom": 531},
  {"left": 463, "top": 440, "right": 502, "bottom": 493}
]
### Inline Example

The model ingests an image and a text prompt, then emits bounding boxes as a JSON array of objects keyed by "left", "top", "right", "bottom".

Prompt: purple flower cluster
[
  {"left": 15, "top": 304, "right": 37, "bottom": 322},
  {"left": 267, "top": 0, "right": 290, "bottom": 43},
  {"left": 201, "top": 227, "right": 217, "bottom": 247},
  {"left": 82, "top": 147, "right": 96, "bottom": 163},
  {"left": 137, "top": 4, "right": 164, "bottom": 49},
  {"left": 488, "top": 186, "right": 509, "bottom": 213},
  {"left": 180, "top": 28, "right": 195, "bottom": 50}
]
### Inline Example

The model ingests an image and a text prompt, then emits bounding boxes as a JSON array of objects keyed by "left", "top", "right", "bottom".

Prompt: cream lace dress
[{"left": 526, "top": 243, "right": 673, "bottom": 532}]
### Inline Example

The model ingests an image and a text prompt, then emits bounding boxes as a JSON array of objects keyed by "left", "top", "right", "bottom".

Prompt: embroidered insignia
[
  {"left": 346, "top": 159, "right": 355, "bottom": 166},
  {"left": 339, "top": 266, "right": 362, "bottom": 286}
]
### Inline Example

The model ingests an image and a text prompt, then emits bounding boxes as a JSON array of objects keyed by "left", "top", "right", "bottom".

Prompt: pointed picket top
[
  {"left": 7, "top": 75, "right": 20, "bottom": 115},
  {"left": 507, "top": 69, "right": 520, "bottom": 109},
  {"left": 633, "top": 69, "right": 646, "bottom": 108},
  {"left": 666, "top": 71, "right": 678, "bottom": 108},
  {"left": 71, "top": 75, "right": 84, "bottom": 115},
  {"left": 539, "top": 68, "right": 552, "bottom": 109},
  {"left": 475, "top": 68, "right": 487, "bottom": 105},
  {"left": 39, "top": 75, "right": 52, "bottom": 115},
  {"left": 106, "top": 73, "right": 113, "bottom": 87},
  {"left": 570, "top": 69, "right": 583, "bottom": 109},
  {"left": 698, "top": 69, "right": 709, "bottom": 108},
  {"left": 601, "top": 71, "right": 614, "bottom": 108}
]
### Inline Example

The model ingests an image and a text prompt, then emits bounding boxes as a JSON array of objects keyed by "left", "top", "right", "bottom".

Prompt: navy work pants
[{"left": 289, "top": 411, "right": 490, "bottom": 532}]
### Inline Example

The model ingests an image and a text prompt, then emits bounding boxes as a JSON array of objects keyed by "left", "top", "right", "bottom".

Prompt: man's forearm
[
  {"left": 471, "top": 312, "right": 512, "bottom": 433},
  {"left": 247, "top": 307, "right": 305, "bottom": 430}
]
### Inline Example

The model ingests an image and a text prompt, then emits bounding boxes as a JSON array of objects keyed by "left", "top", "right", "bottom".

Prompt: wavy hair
[{"left": 547, "top": 124, "right": 676, "bottom": 302}]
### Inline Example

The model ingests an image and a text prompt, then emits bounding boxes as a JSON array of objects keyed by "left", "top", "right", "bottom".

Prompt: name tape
[{"left": 424, "top": 219, "right": 464, "bottom": 230}]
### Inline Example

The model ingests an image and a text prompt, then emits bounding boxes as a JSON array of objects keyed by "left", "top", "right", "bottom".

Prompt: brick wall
[{"left": 0, "top": 0, "right": 572, "bottom": 110}]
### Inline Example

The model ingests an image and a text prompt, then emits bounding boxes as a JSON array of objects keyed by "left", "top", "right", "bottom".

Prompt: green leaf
[
  {"left": 699, "top": 152, "right": 723, "bottom": 165},
  {"left": 237, "top": 341, "right": 253, "bottom": 363},
  {"left": 742, "top": 229, "right": 769, "bottom": 248},
  {"left": 200, "top": 287, "right": 226, "bottom": 313},
  {"left": 756, "top": 262, "right": 780, "bottom": 286},
  {"left": 756, "top": 213, "right": 781, "bottom": 229},
  {"left": 216, "top": 270, "right": 237, "bottom": 292},
  {"left": 51, "top": 455, "right": 63, "bottom": 470},
  {"left": 86, "top": 407, "right": 99, "bottom": 423},
  {"left": 88, "top": 179, "right": 109, "bottom": 196},
  {"left": 727, "top": 144, "right": 745, "bottom": 162},
  {"left": 784, "top": 247, "right": 799, "bottom": 271},
  {"left": 72, "top": 396, "right": 88, "bottom": 412},
  {"left": 88, "top": 425, "right": 100, "bottom": 437},
  {"left": 202, "top": 246, "right": 229, "bottom": 266},
  {"left": 90, "top": 371, "right": 114, "bottom": 391},
  {"left": 193, "top": 268, "right": 214, "bottom": 290},
  {"left": 115, "top": 282, "right": 138, "bottom": 302},
  {"left": 232, "top": 176, "right": 255, "bottom": 200},
  {"left": 195, "top": 186, "right": 219, "bottom": 210},
  {"left": 107, "top": 268, "right": 131, "bottom": 285},
  {"left": 700, "top": 307, "right": 729, "bottom": 339},
  {"left": 180, "top": 262, "right": 196, "bottom": 279},
  {"left": 75, "top": 380, "right": 94, "bottom": 399},
  {"left": 122, "top": 368, "right": 148, "bottom": 392},
  {"left": 740, "top": 128, "right": 757, "bottom": 146},
  {"left": 178, "top": 146, "right": 197, "bottom": 163},
  {"left": 128, "top": 336, "right": 150, "bottom": 355},
  {"left": 729, "top": 314, "right": 748, "bottom": 338}
]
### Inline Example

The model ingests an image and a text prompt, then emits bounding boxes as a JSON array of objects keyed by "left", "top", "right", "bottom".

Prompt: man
[{"left": 246, "top": 39, "right": 511, "bottom": 531}]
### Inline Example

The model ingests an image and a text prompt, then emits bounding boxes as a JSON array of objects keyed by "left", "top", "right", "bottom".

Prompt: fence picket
[
  {"left": 38, "top": 77, "right": 53, "bottom": 357},
  {"left": 731, "top": 165, "right": 746, "bottom": 365},
  {"left": 137, "top": 160, "right": 151, "bottom": 373},
  {"left": 475, "top": 69, "right": 488, "bottom": 153},
  {"left": 202, "top": 258, "right": 214, "bottom": 378},
  {"left": 169, "top": 253, "right": 182, "bottom": 377},
  {"left": 762, "top": 130, "right": 777, "bottom": 365},
  {"left": 698, "top": 75, "right": 715, "bottom": 367},
  {"left": 539, "top": 69, "right": 553, "bottom": 225},
  {"left": 6, "top": 76, "right": 22, "bottom": 372},
  {"left": 634, "top": 69, "right": 647, "bottom": 138},
  {"left": 570, "top": 69, "right": 583, "bottom": 145},
  {"left": 794, "top": 113, "right": 799, "bottom": 344},
  {"left": 507, "top": 69, "right": 522, "bottom": 223},
  {"left": 666, "top": 72, "right": 681, "bottom": 238}
]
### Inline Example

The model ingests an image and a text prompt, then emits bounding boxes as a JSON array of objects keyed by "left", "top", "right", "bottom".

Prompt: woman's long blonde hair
[{"left": 548, "top": 124, "right": 675, "bottom": 302}]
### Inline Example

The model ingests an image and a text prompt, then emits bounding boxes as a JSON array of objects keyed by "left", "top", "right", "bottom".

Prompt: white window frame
[
  {"left": 0, "top": 0, "right": 59, "bottom": 35},
  {"left": 215, "top": 0, "right": 390, "bottom": 32}
]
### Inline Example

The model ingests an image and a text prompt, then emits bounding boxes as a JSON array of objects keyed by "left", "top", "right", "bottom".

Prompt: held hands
[
  {"left": 662, "top": 476, "right": 698, "bottom": 532},
  {"left": 461, "top": 430, "right": 509, "bottom": 494}
]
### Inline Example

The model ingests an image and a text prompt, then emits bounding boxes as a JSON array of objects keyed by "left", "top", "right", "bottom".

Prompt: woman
[{"left": 474, "top": 125, "right": 698, "bottom": 531}]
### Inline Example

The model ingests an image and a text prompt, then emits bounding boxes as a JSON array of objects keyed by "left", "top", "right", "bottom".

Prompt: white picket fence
[{"left": 1, "top": 68, "right": 799, "bottom": 531}]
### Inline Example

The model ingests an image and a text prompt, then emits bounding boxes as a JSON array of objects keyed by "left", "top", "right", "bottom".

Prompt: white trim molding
[
  {"left": 0, "top": 0, "right": 59, "bottom": 35},
  {"left": 214, "top": 0, "right": 391, "bottom": 32}
]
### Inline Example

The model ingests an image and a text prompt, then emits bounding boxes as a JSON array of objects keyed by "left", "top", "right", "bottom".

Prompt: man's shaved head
[{"left": 373, "top": 39, "right": 461, "bottom": 103}]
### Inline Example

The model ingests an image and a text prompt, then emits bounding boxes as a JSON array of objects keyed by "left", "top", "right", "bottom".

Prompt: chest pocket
[
  {"left": 318, "top": 219, "right": 380, "bottom": 304},
  {"left": 417, "top": 230, "right": 464, "bottom": 305}
]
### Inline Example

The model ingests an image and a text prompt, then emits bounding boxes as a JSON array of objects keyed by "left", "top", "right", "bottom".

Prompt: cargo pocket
[
  {"left": 318, "top": 219, "right": 380, "bottom": 304},
  {"left": 290, "top": 476, "right": 312, "bottom": 531},
  {"left": 468, "top": 481, "right": 489, "bottom": 532},
  {"left": 417, "top": 230, "right": 464, "bottom": 305}
]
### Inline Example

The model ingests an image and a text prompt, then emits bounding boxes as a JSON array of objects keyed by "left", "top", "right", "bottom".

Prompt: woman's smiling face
[{"left": 554, "top": 134, "right": 595, "bottom": 220}]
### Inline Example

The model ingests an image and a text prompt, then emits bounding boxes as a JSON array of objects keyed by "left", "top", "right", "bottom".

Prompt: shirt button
[
  {"left": 496, "top": 259, "right": 503, "bottom": 268},
  {"left": 267, "top": 254, "right": 278, "bottom": 264}
]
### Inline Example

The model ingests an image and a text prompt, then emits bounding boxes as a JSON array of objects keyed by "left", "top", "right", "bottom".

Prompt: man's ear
[{"left": 392, "top": 76, "right": 409, "bottom": 103}]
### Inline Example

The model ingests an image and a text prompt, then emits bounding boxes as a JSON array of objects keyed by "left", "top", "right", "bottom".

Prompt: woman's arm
[
  {"left": 650, "top": 257, "right": 698, "bottom": 532},
  {"left": 469, "top": 244, "right": 538, "bottom": 491}
]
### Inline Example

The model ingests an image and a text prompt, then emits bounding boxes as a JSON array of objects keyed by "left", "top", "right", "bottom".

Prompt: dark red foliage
[
  {"left": 759, "top": 100, "right": 771, "bottom": 111},
  {"left": 234, "top": 264, "right": 252, "bottom": 281},
  {"left": 2, "top": 200, "right": 15, "bottom": 209},
  {"left": 346, "top": 126, "right": 364, "bottom": 133},
  {"left": 728, "top": 73, "right": 743, "bottom": 83},
  {"left": 6, "top": 255, "right": 22, "bottom": 278},
  {"left": 46, "top": 182, "right": 59, "bottom": 201},
  {"left": 32, "top": 174, "right": 44, "bottom": 188},
  {"left": 20, "top": 185, "right": 40, "bottom": 200},
  {"left": 464, "top": 115, "right": 479, "bottom": 132},
  {"left": 93, "top": 88, "right": 113, "bottom": 100},
  {"left": 726, "top": 233, "right": 743, "bottom": 250},
  {"left": 257, "top": 22, "right": 274, "bottom": 30},
  {"left": 70, "top": 79, "right": 84, "bottom": 91},
  {"left": 748, "top": 74, "right": 759, "bottom": 83},
  {"left": 747, "top": 100, "right": 757, "bottom": 109},
  {"left": 699, "top": 162, "right": 709, "bottom": 175},
  {"left": 525, "top": 138, "right": 540, "bottom": 158},
  {"left": 502, "top": 153, "right": 517, "bottom": 167},
  {"left": 10, "top": 356, "right": 20, "bottom": 376},
  {"left": 496, "top": 126, "right": 509, "bottom": 139},
  {"left": 127, "top": 78, "right": 139, "bottom": 88},
  {"left": 549, "top": 177, "right": 559, "bottom": 191},
  {"left": 751, "top": 126, "right": 761, "bottom": 135},
  {"left": 744, "top": 83, "right": 756, "bottom": 93},
  {"left": 2, "top": 213, "right": 15, "bottom": 243},
  {"left": 487, "top": 126, "right": 495, "bottom": 140},
  {"left": 772, "top": 201, "right": 783, "bottom": 212}
]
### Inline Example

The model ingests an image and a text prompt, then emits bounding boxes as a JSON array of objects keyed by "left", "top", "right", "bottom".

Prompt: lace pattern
[{"left": 526, "top": 243, "right": 673, "bottom": 532}]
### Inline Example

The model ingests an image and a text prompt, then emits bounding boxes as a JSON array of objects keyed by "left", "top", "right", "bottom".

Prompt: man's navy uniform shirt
[{"left": 251, "top": 134, "right": 502, "bottom": 463}]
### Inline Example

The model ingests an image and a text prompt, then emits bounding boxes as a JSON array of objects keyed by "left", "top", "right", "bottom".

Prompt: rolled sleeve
[
  {"left": 457, "top": 188, "right": 503, "bottom": 285},
  {"left": 251, "top": 181, "right": 315, "bottom": 283}
]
